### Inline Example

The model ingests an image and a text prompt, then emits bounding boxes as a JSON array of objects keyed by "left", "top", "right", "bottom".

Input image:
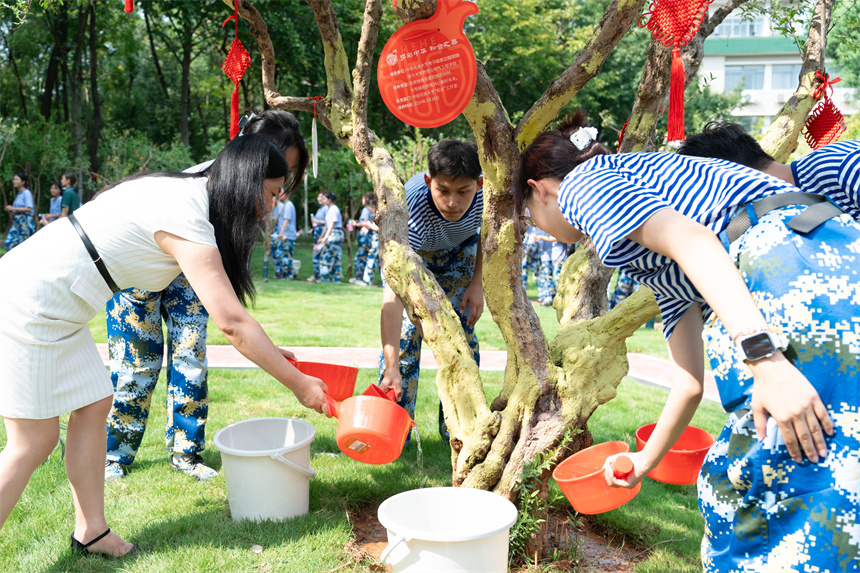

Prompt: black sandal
[{"left": 70, "top": 528, "right": 140, "bottom": 557}]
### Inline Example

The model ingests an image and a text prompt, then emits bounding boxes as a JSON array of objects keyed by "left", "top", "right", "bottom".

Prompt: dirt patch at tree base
[{"left": 345, "top": 506, "right": 641, "bottom": 572}]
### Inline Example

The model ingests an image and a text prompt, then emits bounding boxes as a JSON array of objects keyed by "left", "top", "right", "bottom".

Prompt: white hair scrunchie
[{"left": 569, "top": 126, "right": 598, "bottom": 150}]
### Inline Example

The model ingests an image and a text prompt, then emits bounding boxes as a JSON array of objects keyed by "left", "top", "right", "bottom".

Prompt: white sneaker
[
  {"left": 306, "top": 276, "right": 317, "bottom": 283},
  {"left": 105, "top": 460, "right": 126, "bottom": 482},
  {"left": 170, "top": 453, "right": 219, "bottom": 481}
]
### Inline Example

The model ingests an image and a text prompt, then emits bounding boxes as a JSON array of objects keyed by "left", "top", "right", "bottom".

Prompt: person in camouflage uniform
[
  {"left": 521, "top": 225, "right": 554, "bottom": 305},
  {"left": 515, "top": 115, "right": 858, "bottom": 573},
  {"left": 349, "top": 192, "right": 379, "bottom": 286},
  {"left": 378, "top": 139, "right": 484, "bottom": 443},
  {"left": 104, "top": 110, "right": 308, "bottom": 481},
  {"left": 4, "top": 173, "right": 34, "bottom": 250},
  {"left": 316, "top": 191, "right": 343, "bottom": 283}
]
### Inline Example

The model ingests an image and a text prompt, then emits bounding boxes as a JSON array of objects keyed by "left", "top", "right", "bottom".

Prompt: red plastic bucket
[
  {"left": 635, "top": 423, "right": 714, "bottom": 485},
  {"left": 325, "top": 393, "right": 415, "bottom": 465},
  {"left": 287, "top": 358, "right": 357, "bottom": 402},
  {"left": 552, "top": 441, "right": 640, "bottom": 515}
]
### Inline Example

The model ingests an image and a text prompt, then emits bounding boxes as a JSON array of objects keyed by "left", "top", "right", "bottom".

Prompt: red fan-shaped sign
[{"left": 378, "top": 0, "right": 479, "bottom": 128}]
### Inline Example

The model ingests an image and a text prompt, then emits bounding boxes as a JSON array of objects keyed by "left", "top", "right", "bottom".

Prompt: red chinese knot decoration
[
  {"left": 803, "top": 71, "right": 845, "bottom": 150},
  {"left": 222, "top": 0, "right": 251, "bottom": 139},
  {"left": 377, "top": 0, "right": 479, "bottom": 128},
  {"left": 124, "top": 0, "right": 133, "bottom": 13},
  {"left": 638, "top": 0, "right": 713, "bottom": 141}
]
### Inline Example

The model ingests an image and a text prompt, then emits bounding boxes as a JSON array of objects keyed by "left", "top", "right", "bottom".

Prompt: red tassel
[
  {"left": 667, "top": 48, "right": 686, "bottom": 142},
  {"left": 230, "top": 86, "right": 240, "bottom": 139},
  {"left": 124, "top": 0, "right": 133, "bottom": 13}
]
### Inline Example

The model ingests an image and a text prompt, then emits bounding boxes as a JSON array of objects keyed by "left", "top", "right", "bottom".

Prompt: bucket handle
[
  {"left": 270, "top": 453, "right": 317, "bottom": 478},
  {"left": 379, "top": 532, "right": 410, "bottom": 564}
]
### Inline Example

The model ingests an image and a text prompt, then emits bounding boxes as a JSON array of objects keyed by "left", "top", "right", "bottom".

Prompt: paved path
[{"left": 94, "top": 344, "right": 719, "bottom": 403}]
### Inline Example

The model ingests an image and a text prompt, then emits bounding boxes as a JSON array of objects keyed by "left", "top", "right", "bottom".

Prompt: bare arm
[
  {"left": 605, "top": 305, "right": 704, "bottom": 487},
  {"left": 155, "top": 231, "right": 330, "bottom": 415},
  {"left": 379, "top": 284, "right": 404, "bottom": 399},
  {"left": 627, "top": 209, "right": 832, "bottom": 463},
  {"left": 459, "top": 241, "right": 484, "bottom": 328}
]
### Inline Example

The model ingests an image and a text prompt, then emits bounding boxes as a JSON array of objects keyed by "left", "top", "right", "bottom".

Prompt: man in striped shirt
[
  {"left": 678, "top": 121, "right": 859, "bottom": 219},
  {"left": 378, "top": 139, "right": 484, "bottom": 442}
]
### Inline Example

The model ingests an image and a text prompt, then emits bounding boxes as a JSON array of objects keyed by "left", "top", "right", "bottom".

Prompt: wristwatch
[{"left": 734, "top": 328, "right": 788, "bottom": 362}]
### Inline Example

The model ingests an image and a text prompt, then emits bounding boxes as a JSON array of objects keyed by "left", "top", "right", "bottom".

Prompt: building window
[
  {"left": 725, "top": 65, "right": 765, "bottom": 91},
  {"left": 712, "top": 17, "right": 766, "bottom": 38},
  {"left": 772, "top": 64, "right": 802, "bottom": 90},
  {"left": 736, "top": 116, "right": 766, "bottom": 135}
]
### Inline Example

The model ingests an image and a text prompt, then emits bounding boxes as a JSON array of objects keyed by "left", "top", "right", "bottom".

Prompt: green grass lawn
[{"left": 2, "top": 237, "right": 706, "bottom": 572}]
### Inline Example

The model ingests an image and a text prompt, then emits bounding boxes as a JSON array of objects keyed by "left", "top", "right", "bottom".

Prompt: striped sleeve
[
  {"left": 791, "top": 140, "right": 860, "bottom": 219},
  {"left": 559, "top": 166, "right": 671, "bottom": 264}
]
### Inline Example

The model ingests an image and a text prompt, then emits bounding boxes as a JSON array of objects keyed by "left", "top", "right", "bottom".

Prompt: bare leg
[
  {"left": 66, "top": 397, "right": 135, "bottom": 557},
  {"left": 0, "top": 416, "right": 60, "bottom": 529}
]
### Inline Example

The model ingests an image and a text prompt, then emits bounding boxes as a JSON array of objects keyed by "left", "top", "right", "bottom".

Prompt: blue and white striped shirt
[
  {"left": 405, "top": 172, "right": 483, "bottom": 252},
  {"left": 791, "top": 139, "right": 860, "bottom": 219},
  {"left": 558, "top": 152, "right": 801, "bottom": 338}
]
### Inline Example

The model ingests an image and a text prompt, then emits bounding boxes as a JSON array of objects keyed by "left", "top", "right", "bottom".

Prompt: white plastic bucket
[
  {"left": 378, "top": 487, "right": 518, "bottom": 572},
  {"left": 213, "top": 418, "right": 317, "bottom": 522}
]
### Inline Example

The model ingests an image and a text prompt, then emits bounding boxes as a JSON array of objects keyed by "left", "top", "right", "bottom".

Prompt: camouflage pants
[
  {"left": 353, "top": 230, "right": 374, "bottom": 280},
  {"left": 4, "top": 213, "right": 34, "bottom": 250},
  {"left": 699, "top": 207, "right": 860, "bottom": 572},
  {"left": 272, "top": 236, "right": 296, "bottom": 279},
  {"left": 319, "top": 228, "right": 343, "bottom": 282},
  {"left": 378, "top": 236, "right": 481, "bottom": 440},
  {"left": 362, "top": 231, "right": 379, "bottom": 283},
  {"left": 105, "top": 274, "right": 209, "bottom": 465},
  {"left": 610, "top": 268, "right": 639, "bottom": 309},
  {"left": 521, "top": 241, "right": 554, "bottom": 300},
  {"left": 312, "top": 226, "right": 324, "bottom": 278}
]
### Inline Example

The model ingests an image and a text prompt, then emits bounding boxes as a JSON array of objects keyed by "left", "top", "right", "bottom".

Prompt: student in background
[
  {"left": 39, "top": 181, "right": 64, "bottom": 227},
  {"left": 349, "top": 192, "right": 379, "bottom": 286},
  {"left": 4, "top": 172, "right": 34, "bottom": 250},
  {"left": 315, "top": 191, "right": 343, "bottom": 283}
]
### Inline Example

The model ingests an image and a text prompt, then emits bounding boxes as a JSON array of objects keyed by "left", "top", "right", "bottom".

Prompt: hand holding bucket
[{"left": 324, "top": 387, "right": 415, "bottom": 465}]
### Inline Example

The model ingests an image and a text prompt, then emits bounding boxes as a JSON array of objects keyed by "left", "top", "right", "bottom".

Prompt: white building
[{"left": 699, "top": 6, "right": 856, "bottom": 133}]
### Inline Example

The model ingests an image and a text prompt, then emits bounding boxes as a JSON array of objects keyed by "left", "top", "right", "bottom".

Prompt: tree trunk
[
  {"left": 70, "top": 6, "right": 88, "bottom": 182},
  {"left": 41, "top": 10, "right": 69, "bottom": 120},
  {"left": 87, "top": 0, "right": 102, "bottom": 190},
  {"left": 234, "top": 0, "right": 835, "bottom": 560},
  {"left": 144, "top": 7, "right": 170, "bottom": 100},
  {"left": 179, "top": 24, "right": 192, "bottom": 147},
  {"left": 3, "top": 33, "right": 29, "bottom": 119}
]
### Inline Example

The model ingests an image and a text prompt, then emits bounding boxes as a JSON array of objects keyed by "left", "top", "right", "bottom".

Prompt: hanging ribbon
[
  {"left": 222, "top": 0, "right": 251, "bottom": 139},
  {"left": 124, "top": 0, "right": 134, "bottom": 13},
  {"left": 803, "top": 71, "right": 845, "bottom": 150},
  {"left": 308, "top": 96, "right": 323, "bottom": 178},
  {"left": 639, "top": 0, "right": 713, "bottom": 142},
  {"left": 617, "top": 118, "right": 630, "bottom": 151}
]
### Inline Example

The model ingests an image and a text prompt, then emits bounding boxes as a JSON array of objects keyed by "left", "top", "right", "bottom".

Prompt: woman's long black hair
[
  {"left": 208, "top": 134, "right": 289, "bottom": 305},
  {"left": 512, "top": 110, "right": 610, "bottom": 241},
  {"left": 242, "top": 109, "right": 308, "bottom": 195}
]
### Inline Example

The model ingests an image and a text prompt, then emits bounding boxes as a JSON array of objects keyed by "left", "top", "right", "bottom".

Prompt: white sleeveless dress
[{"left": 0, "top": 176, "right": 217, "bottom": 419}]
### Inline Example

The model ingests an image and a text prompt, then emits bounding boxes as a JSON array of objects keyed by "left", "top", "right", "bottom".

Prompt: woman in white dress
[{"left": 0, "top": 134, "right": 330, "bottom": 557}]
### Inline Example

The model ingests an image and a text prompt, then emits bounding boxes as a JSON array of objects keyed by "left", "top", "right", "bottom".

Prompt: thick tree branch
[
  {"left": 350, "top": 0, "right": 382, "bottom": 160},
  {"left": 760, "top": 0, "right": 834, "bottom": 162},
  {"left": 619, "top": 0, "right": 749, "bottom": 153},
  {"left": 515, "top": 0, "right": 647, "bottom": 148}
]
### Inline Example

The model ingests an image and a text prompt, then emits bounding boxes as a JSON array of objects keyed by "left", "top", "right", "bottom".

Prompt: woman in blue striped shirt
[{"left": 514, "top": 112, "right": 859, "bottom": 572}]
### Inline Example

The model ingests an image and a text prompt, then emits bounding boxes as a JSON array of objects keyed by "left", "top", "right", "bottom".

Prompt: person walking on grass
[
  {"left": 307, "top": 194, "right": 329, "bottom": 282},
  {"left": 104, "top": 110, "right": 308, "bottom": 483},
  {"left": 349, "top": 192, "right": 379, "bottom": 286},
  {"left": 59, "top": 172, "right": 81, "bottom": 218},
  {"left": 4, "top": 172, "right": 34, "bottom": 250},
  {"left": 0, "top": 135, "right": 328, "bottom": 559},
  {"left": 315, "top": 191, "right": 343, "bottom": 283},
  {"left": 39, "top": 181, "right": 64, "bottom": 227},
  {"left": 378, "top": 139, "right": 484, "bottom": 442},
  {"left": 514, "top": 111, "right": 858, "bottom": 572},
  {"left": 274, "top": 192, "right": 298, "bottom": 280}
]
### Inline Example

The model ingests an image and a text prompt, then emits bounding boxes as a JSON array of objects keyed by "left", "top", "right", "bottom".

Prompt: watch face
[{"left": 740, "top": 332, "right": 777, "bottom": 361}]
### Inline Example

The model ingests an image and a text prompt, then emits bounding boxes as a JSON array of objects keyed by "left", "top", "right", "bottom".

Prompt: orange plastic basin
[
  {"left": 552, "top": 441, "right": 640, "bottom": 515},
  {"left": 288, "top": 359, "right": 358, "bottom": 402},
  {"left": 635, "top": 423, "right": 715, "bottom": 485},
  {"left": 326, "top": 394, "right": 415, "bottom": 465}
]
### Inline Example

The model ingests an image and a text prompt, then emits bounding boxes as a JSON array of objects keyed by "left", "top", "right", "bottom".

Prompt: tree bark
[
  {"left": 143, "top": 7, "right": 170, "bottom": 99},
  {"left": 760, "top": 0, "right": 834, "bottom": 162},
  {"left": 3, "top": 32, "right": 29, "bottom": 119},
  {"left": 87, "top": 0, "right": 102, "bottom": 187},
  {"left": 70, "top": 6, "right": 88, "bottom": 170},
  {"left": 41, "top": 9, "right": 69, "bottom": 121}
]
